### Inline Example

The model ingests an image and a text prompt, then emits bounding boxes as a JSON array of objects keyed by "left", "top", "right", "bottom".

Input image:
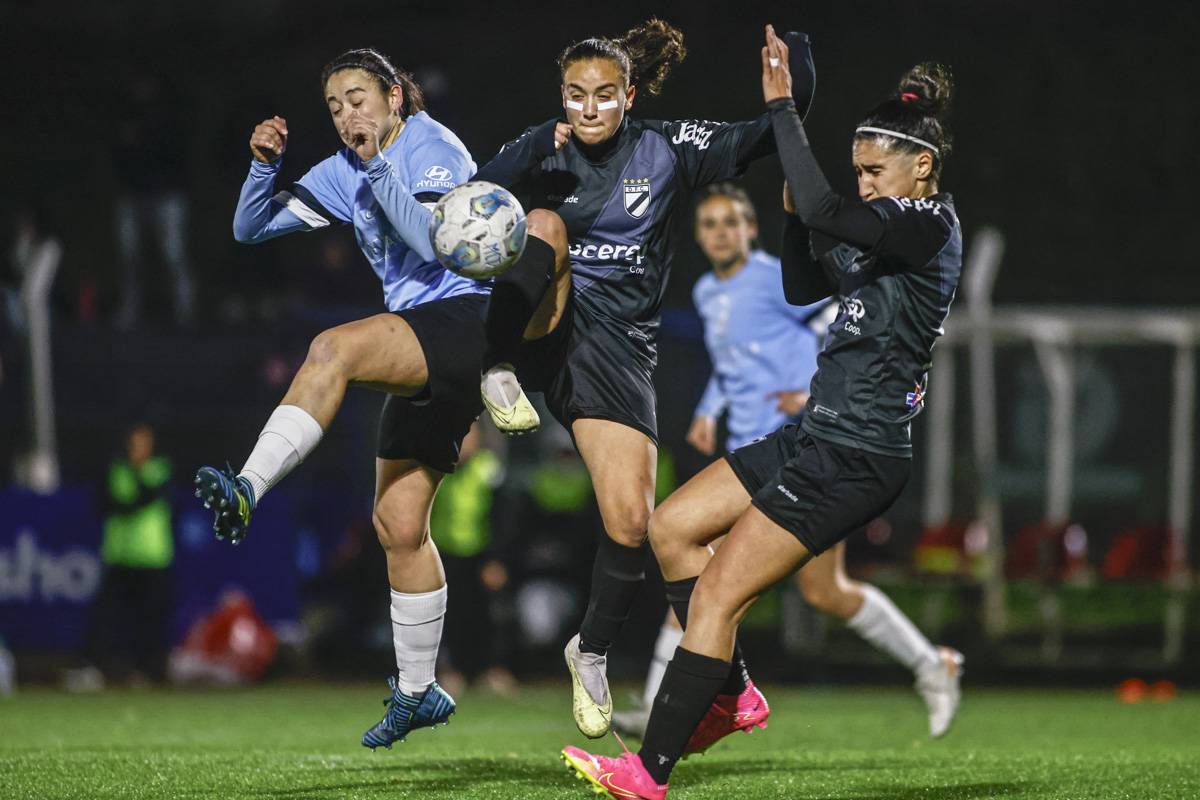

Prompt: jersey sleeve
[
  {"left": 292, "top": 154, "right": 354, "bottom": 226},
  {"left": 472, "top": 119, "right": 559, "bottom": 190},
  {"left": 362, "top": 138, "right": 475, "bottom": 263},
  {"left": 660, "top": 116, "right": 774, "bottom": 189},
  {"left": 865, "top": 197, "right": 956, "bottom": 271},
  {"left": 232, "top": 159, "right": 309, "bottom": 243}
]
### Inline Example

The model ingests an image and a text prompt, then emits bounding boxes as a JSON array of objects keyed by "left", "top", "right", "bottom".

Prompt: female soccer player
[
  {"left": 563, "top": 26, "right": 962, "bottom": 798},
  {"left": 193, "top": 48, "right": 500, "bottom": 749},
  {"left": 615, "top": 184, "right": 961, "bottom": 741},
  {"left": 472, "top": 19, "right": 815, "bottom": 739}
]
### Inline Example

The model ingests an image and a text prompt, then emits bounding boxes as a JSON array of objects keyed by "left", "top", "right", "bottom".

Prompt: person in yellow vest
[
  {"left": 78, "top": 422, "right": 175, "bottom": 687},
  {"left": 429, "top": 422, "right": 516, "bottom": 694}
]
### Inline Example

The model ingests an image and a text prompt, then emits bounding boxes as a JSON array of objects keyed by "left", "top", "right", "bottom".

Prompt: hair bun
[{"left": 897, "top": 62, "right": 954, "bottom": 119}]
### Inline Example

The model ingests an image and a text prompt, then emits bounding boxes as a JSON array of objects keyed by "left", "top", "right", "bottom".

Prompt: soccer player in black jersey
[
  {"left": 562, "top": 26, "right": 962, "bottom": 799},
  {"left": 472, "top": 19, "right": 816, "bottom": 740}
]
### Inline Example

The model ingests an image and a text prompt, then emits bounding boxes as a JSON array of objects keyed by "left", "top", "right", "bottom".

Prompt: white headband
[{"left": 855, "top": 126, "right": 939, "bottom": 155}]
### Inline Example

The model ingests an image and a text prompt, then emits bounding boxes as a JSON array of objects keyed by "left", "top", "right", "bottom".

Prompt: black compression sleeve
[
  {"left": 768, "top": 97, "right": 884, "bottom": 250},
  {"left": 472, "top": 118, "right": 560, "bottom": 190},
  {"left": 780, "top": 215, "right": 834, "bottom": 305},
  {"left": 786, "top": 31, "right": 816, "bottom": 121}
]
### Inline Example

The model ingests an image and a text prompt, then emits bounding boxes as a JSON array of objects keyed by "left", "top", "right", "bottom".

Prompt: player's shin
[
  {"left": 482, "top": 236, "right": 555, "bottom": 371},
  {"left": 664, "top": 576, "right": 751, "bottom": 694},
  {"left": 638, "top": 647, "right": 730, "bottom": 784},
  {"left": 390, "top": 585, "right": 447, "bottom": 695},
  {"left": 579, "top": 535, "right": 650, "bottom": 655},
  {"left": 238, "top": 404, "right": 323, "bottom": 501}
]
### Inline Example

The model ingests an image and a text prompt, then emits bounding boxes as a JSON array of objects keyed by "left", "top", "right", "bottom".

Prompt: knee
[
  {"left": 648, "top": 503, "right": 684, "bottom": 560},
  {"left": 605, "top": 500, "right": 652, "bottom": 549},
  {"left": 526, "top": 209, "right": 568, "bottom": 258},
  {"left": 305, "top": 327, "right": 343, "bottom": 370},
  {"left": 799, "top": 575, "right": 862, "bottom": 619},
  {"left": 372, "top": 506, "right": 428, "bottom": 557},
  {"left": 689, "top": 570, "right": 743, "bottom": 626}
]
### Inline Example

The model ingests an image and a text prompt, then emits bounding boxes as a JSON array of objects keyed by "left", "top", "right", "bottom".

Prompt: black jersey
[
  {"left": 786, "top": 194, "right": 962, "bottom": 456},
  {"left": 475, "top": 115, "right": 774, "bottom": 367}
]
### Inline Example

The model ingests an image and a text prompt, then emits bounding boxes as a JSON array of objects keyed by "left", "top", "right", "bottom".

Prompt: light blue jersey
[
  {"left": 693, "top": 249, "right": 833, "bottom": 450},
  {"left": 233, "top": 111, "right": 486, "bottom": 311}
]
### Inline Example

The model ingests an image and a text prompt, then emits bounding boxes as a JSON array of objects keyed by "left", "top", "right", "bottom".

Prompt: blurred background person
[
  {"left": 429, "top": 422, "right": 518, "bottom": 695},
  {"left": 67, "top": 422, "right": 174, "bottom": 689}
]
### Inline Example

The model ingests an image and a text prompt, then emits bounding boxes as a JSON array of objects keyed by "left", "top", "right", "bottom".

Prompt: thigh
[
  {"left": 325, "top": 312, "right": 430, "bottom": 394},
  {"left": 795, "top": 540, "right": 848, "bottom": 590},
  {"left": 572, "top": 417, "right": 657, "bottom": 544},
  {"left": 651, "top": 458, "right": 752, "bottom": 553}
]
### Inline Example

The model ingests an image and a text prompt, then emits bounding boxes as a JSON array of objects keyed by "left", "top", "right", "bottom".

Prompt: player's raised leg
[
  {"left": 480, "top": 209, "right": 571, "bottom": 434},
  {"left": 195, "top": 313, "right": 428, "bottom": 542},
  {"left": 361, "top": 457, "right": 456, "bottom": 749},
  {"left": 798, "top": 543, "right": 962, "bottom": 736}
]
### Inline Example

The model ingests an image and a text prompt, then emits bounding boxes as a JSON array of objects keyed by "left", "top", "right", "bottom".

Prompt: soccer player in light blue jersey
[
  {"left": 614, "top": 183, "right": 961, "bottom": 744},
  {"left": 193, "top": 48, "right": 489, "bottom": 749}
]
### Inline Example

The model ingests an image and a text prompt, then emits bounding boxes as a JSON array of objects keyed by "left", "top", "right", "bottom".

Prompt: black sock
[
  {"left": 482, "top": 236, "right": 555, "bottom": 371},
  {"left": 663, "top": 576, "right": 751, "bottom": 696},
  {"left": 578, "top": 536, "right": 649, "bottom": 655},
  {"left": 638, "top": 647, "right": 730, "bottom": 785}
]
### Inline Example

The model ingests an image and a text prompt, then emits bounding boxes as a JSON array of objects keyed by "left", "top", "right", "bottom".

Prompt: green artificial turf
[{"left": 1, "top": 683, "right": 1196, "bottom": 799}]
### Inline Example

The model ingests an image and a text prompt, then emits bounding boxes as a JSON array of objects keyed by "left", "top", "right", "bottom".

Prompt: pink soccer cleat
[
  {"left": 561, "top": 745, "right": 668, "bottom": 800},
  {"left": 683, "top": 680, "right": 770, "bottom": 756}
]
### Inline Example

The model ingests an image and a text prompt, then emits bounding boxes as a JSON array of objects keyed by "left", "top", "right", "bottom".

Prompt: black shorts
[
  {"left": 377, "top": 293, "right": 488, "bottom": 473},
  {"left": 725, "top": 424, "right": 911, "bottom": 555},
  {"left": 514, "top": 293, "right": 658, "bottom": 445}
]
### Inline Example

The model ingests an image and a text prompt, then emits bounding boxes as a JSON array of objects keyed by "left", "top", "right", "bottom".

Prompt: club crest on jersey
[{"left": 623, "top": 177, "right": 651, "bottom": 219}]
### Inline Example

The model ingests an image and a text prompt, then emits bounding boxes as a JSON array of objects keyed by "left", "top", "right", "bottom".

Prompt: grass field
[{"left": 1, "top": 683, "right": 1196, "bottom": 799}]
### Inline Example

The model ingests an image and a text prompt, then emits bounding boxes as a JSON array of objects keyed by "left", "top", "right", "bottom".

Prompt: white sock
[
  {"left": 846, "top": 584, "right": 940, "bottom": 674},
  {"left": 390, "top": 585, "right": 447, "bottom": 696},
  {"left": 642, "top": 621, "right": 684, "bottom": 708},
  {"left": 238, "top": 405, "right": 323, "bottom": 501}
]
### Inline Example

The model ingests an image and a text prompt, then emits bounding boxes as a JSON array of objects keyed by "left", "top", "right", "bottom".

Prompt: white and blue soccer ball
[{"left": 429, "top": 181, "right": 527, "bottom": 280}]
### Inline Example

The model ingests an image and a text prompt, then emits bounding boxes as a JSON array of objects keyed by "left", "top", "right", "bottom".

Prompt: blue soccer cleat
[
  {"left": 194, "top": 465, "right": 256, "bottom": 544},
  {"left": 362, "top": 677, "right": 456, "bottom": 750}
]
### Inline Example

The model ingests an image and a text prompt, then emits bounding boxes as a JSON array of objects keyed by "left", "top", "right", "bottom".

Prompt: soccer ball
[{"left": 428, "top": 181, "right": 527, "bottom": 280}]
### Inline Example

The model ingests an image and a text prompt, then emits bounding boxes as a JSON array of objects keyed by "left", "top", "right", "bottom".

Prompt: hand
[
  {"left": 554, "top": 121, "right": 573, "bottom": 151},
  {"left": 761, "top": 24, "right": 792, "bottom": 104},
  {"left": 250, "top": 116, "right": 288, "bottom": 163},
  {"left": 686, "top": 415, "right": 718, "bottom": 456},
  {"left": 782, "top": 179, "right": 796, "bottom": 215},
  {"left": 770, "top": 389, "right": 809, "bottom": 416},
  {"left": 344, "top": 112, "right": 381, "bottom": 161}
]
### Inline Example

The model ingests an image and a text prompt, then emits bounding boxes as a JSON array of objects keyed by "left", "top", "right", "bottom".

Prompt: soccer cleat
[
  {"left": 564, "top": 633, "right": 612, "bottom": 739},
  {"left": 611, "top": 706, "right": 651, "bottom": 740},
  {"left": 361, "top": 677, "right": 456, "bottom": 750},
  {"left": 194, "top": 465, "right": 255, "bottom": 544},
  {"left": 481, "top": 363, "right": 540, "bottom": 435},
  {"left": 682, "top": 680, "right": 770, "bottom": 756},
  {"left": 561, "top": 746, "right": 667, "bottom": 800},
  {"left": 916, "top": 647, "right": 963, "bottom": 738}
]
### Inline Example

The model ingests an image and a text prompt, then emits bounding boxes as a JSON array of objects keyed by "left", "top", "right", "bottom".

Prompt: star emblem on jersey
[{"left": 623, "top": 177, "right": 651, "bottom": 219}]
